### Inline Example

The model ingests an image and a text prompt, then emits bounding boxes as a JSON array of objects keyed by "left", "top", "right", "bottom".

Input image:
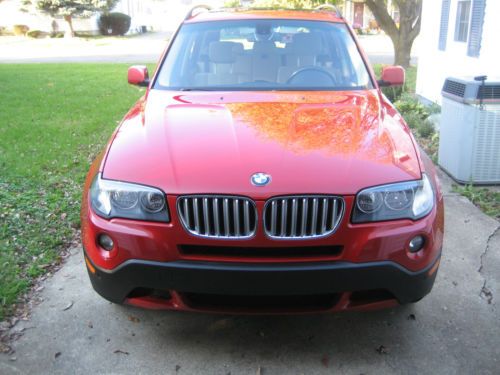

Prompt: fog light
[
  {"left": 97, "top": 234, "right": 114, "bottom": 251},
  {"left": 409, "top": 235, "right": 425, "bottom": 253}
]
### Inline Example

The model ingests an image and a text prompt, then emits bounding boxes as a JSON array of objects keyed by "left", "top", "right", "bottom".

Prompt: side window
[
  {"left": 454, "top": 0, "right": 471, "bottom": 42},
  {"left": 467, "top": 0, "right": 486, "bottom": 57},
  {"left": 438, "top": 0, "right": 451, "bottom": 51}
]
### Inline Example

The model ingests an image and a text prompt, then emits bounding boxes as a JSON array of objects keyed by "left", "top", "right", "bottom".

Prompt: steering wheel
[{"left": 286, "top": 66, "right": 337, "bottom": 86}]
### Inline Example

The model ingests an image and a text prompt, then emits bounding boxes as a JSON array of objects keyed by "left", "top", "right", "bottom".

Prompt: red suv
[{"left": 81, "top": 6, "right": 444, "bottom": 313}]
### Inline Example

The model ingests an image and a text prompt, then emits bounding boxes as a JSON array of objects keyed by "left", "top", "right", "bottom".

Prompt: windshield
[{"left": 155, "top": 19, "right": 373, "bottom": 91}]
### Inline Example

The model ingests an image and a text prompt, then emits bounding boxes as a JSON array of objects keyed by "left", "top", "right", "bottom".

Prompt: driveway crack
[{"left": 478, "top": 225, "right": 500, "bottom": 304}]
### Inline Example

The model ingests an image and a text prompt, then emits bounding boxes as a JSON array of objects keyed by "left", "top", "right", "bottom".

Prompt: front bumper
[{"left": 85, "top": 250, "right": 440, "bottom": 312}]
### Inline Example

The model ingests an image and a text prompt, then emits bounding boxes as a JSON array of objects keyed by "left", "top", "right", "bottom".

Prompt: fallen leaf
[
  {"left": 128, "top": 316, "right": 140, "bottom": 323},
  {"left": 62, "top": 301, "right": 73, "bottom": 311},
  {"left": 55, "top": 352, "right": 61, "bottom": 359},
  {"left": 114, "top": 349, "right": 129, "bottom": 355},
  {"left": 376, "top": 345, "right": 388, "bottom": 355},
  {"left": 321, "top": 354, "right": 329, "bottom": 368},
  {"left": 207, "top": 318, "right": 233, "bottom": 332}
]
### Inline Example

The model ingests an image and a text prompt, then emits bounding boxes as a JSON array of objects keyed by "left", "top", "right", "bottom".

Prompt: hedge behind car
[{"left": 98, "top": 12, "right": 131, "bottom": 36}]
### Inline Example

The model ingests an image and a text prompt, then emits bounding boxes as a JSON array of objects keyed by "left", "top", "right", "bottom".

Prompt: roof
[{"left": 184, "top": 9, "right": 345, "bottom": 24}]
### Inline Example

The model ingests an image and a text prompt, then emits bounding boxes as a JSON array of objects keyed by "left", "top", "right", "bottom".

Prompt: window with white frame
[{"left": 454, "top": 0, "right": 471, "bottom": 42}]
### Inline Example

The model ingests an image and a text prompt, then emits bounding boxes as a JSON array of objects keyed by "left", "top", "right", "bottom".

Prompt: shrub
[
  {"left": 98, "top": 12, "right": 131, "bottom": 36},
  {"left": 395, "top": 93, "right": 430, "bottom": 120},
  {"left": 416, "top": 119, "right": 435, "bottom": 138},
  {"left": 401, "top": 110, "right": 422, "bottom": 130},
  {"left": 13, "top": 25, "right": 29, "bottom": 36},
  {"left": 27, "top": 30, "right": 48, "bottom": 39}
]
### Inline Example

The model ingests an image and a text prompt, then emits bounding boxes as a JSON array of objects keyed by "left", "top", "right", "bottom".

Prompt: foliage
[
  {"left": 27, "top": 0, "right": 118, "bottom": 17},
  {"left": 0, "top": 63, "right": 151, "bottom": 320},
  {"left": 98, "top": 12, "right": 131, "bottom": 36},
  {"left": 22, "top": 0, "right": 119, "bottom": 36},
  {"left": 395, "top": 93, "right": 437, "bottom": 140},
  {"left": 27, "top": 29, "right": 48, "bottom": 38},
  {"left": 225, "top": 0, "right": 341, "bottom": 9},
  {"left": 13, "top": 24, "right": 29, "bottom": 35},
  {"left": 453, "top": 185, "right": 500, "bottom": 220}
]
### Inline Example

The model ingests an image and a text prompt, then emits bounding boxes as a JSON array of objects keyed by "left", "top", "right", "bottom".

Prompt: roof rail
[
  {"left": 185, "top": 4, "right": 212, "bottom": 21},
  {"left": 314, "top": 4, "right": 342, "bottom": 18}
]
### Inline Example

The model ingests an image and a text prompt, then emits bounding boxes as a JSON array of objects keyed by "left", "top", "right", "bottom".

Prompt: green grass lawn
[{"left": 0, "top": 63, "right": 153, "bottom": 319}]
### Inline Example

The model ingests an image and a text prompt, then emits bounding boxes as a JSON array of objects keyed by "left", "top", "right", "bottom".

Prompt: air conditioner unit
[{"left": 438, "top": 76, "right": 500, "bottom": 184}]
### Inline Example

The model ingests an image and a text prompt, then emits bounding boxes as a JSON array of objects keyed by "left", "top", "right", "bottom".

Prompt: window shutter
[
  {"left": 438, "top": 0, "right": 451, "bottom": 51},
  {"left": 467, "top": 0, "right": 486, "bottom": 57}
]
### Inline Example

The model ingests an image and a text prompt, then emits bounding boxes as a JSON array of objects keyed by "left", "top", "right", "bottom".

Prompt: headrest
[
  {"left": 252, "top": 41, "right": 278, "bottom": 54},
  {"left": 293, "top": 33, "right": 323, "bottom": 55},
  {"left": 209, "top": 41, "right": 239, "bottom": 63}
]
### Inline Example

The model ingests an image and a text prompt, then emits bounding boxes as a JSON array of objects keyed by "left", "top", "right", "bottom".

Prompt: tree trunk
[
  {"left": 365, "top": 0, "right": 421, "bottom": 69},
  {"left": 392, "top": 36, "right": 413, "bottom": 68},
  {"left": 63, "top": 15, "right": 75, "bottom": 38}
]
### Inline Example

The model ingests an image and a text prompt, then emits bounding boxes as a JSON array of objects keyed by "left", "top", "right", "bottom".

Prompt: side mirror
[
  {"left": 128, "top": 65, "right": 150, "bottom": 87},
  {"left": 378, "top": 66, "right": 405, "bottom": 87}
]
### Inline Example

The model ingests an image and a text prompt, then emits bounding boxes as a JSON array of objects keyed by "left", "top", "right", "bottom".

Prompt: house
[
  {"left": 0, "top": 0, "right": 225, "bottom": 35},
  {"left": 340, "top": 0, "right": 398, "bottom": 30},
  {"left": 416, "top": 0, "right": 498, "bottom": 104}
]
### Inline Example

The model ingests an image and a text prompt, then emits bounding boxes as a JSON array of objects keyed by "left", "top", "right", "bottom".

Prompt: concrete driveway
[{"left": 1, "top": 170, "right": 499, "bottom": 375}]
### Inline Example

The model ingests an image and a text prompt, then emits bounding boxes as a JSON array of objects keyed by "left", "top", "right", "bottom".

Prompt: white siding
[{"left": 416, "top": 0, "right": 500, "bottom": 104}]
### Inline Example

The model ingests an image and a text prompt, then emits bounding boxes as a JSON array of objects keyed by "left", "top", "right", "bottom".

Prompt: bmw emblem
[{"left": 251, "top": 172, "right": 271, "bottom": 187}]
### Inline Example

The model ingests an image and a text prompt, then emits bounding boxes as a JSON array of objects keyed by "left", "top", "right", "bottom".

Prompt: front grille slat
[
  {"left": 213, "top": 198, "right": 220, "bottom": 236},
  {"left": 234, "top": 199, "right": 240, "bottom": 237},
  {"left": 321, "top": 198, "right": 328, "bottom": 233},
  {"left": 193, "top": 198, "right": 201, "bottom": 233},
  {"left": 280, "top": 199, "right": 287, "bottom": 237},
  {"left": 244, "top": 201, "right": 250, "bottom": 234},
  {"left": 301, "top": 198, "right": 308, "bottom": 236},
  {"left": 264, "top": 196, "right": 344, "bottom": 239},
  {"left": 290, "top": 199, "right": 298, "bottom": 235},
  {"left": 331, "top": 199, "right": 338, "bottom": 229},
  {"left": 311, "top": 198, "right": 319, "bottom": 235},
  {"left": 203, "top": 198, "right": 210, "bottom": 235},
  {"left": 178, "top": 195, "right": 256, "bottom": 239},
  {"left": 223, "top": 198, "right": 230, "bottom": 236},
  {"left": 271, "top": 201, "right": 277, "bottom": 234}
]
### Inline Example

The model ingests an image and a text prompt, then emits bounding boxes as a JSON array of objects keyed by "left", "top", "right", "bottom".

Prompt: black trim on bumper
[{"left": 84, "top": 252, "right": 440, "bottom": 305}]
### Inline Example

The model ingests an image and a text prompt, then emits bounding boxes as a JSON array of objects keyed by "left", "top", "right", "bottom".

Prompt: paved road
[
  {"left": 0, "top": 33, "right": 416, "bottom": 65},
  {"left": 1, "top": 170, "right": 499, "bottom": 375}
]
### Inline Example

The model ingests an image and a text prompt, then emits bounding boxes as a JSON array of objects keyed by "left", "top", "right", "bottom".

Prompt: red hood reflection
[{"left": 102, "top": 90, "right": 420, "bottom": 197}]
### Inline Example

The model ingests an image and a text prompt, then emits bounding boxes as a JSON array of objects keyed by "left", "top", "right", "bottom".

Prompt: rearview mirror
[
  {"left": 128, "top": 65, "right": 150, "bottom": 87},
  {"left": 378, "top": 66, "right": 405, "bottom": 87}
]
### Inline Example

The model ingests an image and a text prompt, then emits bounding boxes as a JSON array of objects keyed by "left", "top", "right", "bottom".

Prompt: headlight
[
  {"left": 352, "top": 174, "right": 434, "bottom": 223},
  {"left": 89, "top": 173, "right": 170, "bottom": 222}
]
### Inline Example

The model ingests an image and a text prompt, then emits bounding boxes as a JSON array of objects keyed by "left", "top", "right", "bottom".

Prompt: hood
[{"left": 102, "top": 90, "right": 421, "bottom": 197}]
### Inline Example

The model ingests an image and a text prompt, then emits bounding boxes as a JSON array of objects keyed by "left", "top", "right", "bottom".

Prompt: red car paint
[{"left": 81, "top": 9, "right": 444, "bottom": 313}]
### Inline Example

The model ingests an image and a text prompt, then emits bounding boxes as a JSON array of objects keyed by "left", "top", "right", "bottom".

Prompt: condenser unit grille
[
  {"left": 442, "top": 79, "right": 466, "bottom": 98},
  {"left": 472, "top": 108, "right": 500, "bottom": 182},
  {"left": 478, "top": 85, "right": 500, "bottom": 101}
]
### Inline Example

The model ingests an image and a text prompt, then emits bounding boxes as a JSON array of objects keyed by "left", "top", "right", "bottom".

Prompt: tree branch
[{"left": 365, "top": 0, "right": 399, "bottom": 40}]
